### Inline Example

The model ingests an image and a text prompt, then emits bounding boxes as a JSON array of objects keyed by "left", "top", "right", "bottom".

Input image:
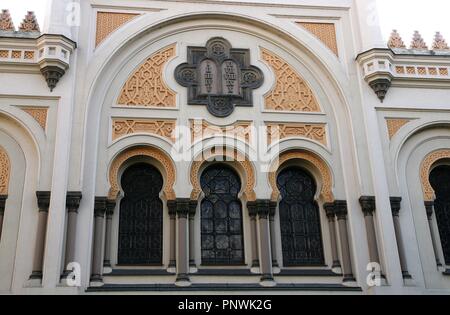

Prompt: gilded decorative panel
[
  {"left": 386, "top": 118, "right": 412, "bottom": 140},
  {"left": 420, "top": 149, "right": 450, "bottom": 201},
  {"left": 266, "top": 123, "right": 327, "bottom": 146},
  {"left": 96, "top": 12, "right": 139, "bottom": 47},
  {"left": 118, "top": 45, "right": 176, "bottom": 107},
  {"left": 261, "top": 49, "right": 321, "bottom": 112},
  {"left": 112, "top": 119, "right": 176, "bottom": 142},
  {"left": 190, "top": 120, "right": 252, "bottom": 144},
  {"left": 20, "top": 107, "right": 48, "bottom": 130},
  {"left": 297, "top": 22, "right": 338, "bottom": 56},
  {"left": 0, "top": 146, "right": 10, "bottom": 195}
]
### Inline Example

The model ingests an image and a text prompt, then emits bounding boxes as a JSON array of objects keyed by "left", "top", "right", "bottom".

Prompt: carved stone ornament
[{"left": 175, "top": 37, "right": 264, "bottom": 117}]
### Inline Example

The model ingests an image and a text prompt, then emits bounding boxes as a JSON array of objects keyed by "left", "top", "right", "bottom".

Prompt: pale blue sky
[{"left": 2, "top": 0, "right": 450, "bottom": 44}]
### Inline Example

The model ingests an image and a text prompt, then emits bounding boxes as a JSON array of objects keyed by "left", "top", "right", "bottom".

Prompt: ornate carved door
[
  {"left": 430, "top": 165, "right": 450, "bottom": 265},
  {"left": 277, "top": 167, "right": 324, "bottom": 266},
  {"left": 200, "top": 165, "right": 244, "bottom": 265},
  {"left": 118, "top": 163, "right": 164, "bottom": 265}
]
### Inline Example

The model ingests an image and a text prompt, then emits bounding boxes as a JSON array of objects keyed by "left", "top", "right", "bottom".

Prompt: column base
[
  {"left": 175, "top": 274, "right": 191, "bottom": 287},
  {"left": 60, "top": 270, "right": 72, "bottom": 280},
  {"left": 331, "top": 261, "right": 342, "bottom": 274},
  {"left": 103, "top": 266, "right": 113, "bottom": 274},
  {"left": 26, "top": 273, "right": 43, "bottom": 288},
  {"left": 29, "top": 271, "right": 43, "bottom": 280},
  {"left": 402, "top": 271, "right": 412, "bottom": 280},
  {"left": 260, "top": 274, "right": 276, "bottom": 287},
  {"left": 342, "top": 275, "right": 357, "bottom": 287},
  {"left": 90, "top": 274, "right": 103, "bottom": 287}
]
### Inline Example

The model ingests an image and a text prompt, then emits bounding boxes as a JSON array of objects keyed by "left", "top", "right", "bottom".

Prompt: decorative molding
[
  {"left": 386, "top": 118, "right": 412, "bottom": 140},
  {"left": 261, "top": 48, "right": 321, "bottom": 112},
  {"left": 420, "top": 149, "right": 450, "bottom": 202},
  {"left": 266, "top": 122, "right": 327, "bottom": 146},
  {"left": 0, "top": 9, "right": 14, "bottom": 31},
  {"left": 388, "top": 30, "right": 406, "bottom": 49},
  {"left": 410, "top": 31, "right": 428, "bottom": 50},
  {"left": 190, "top": 147, "right": 256, "bottom": 201},
  {"left": 175, "top": 37, "right": 264, "bottom": 117},
  {"left": 390, "top": 197, "right": 402, "bottom": 217},
  {"left": 268, "top": 150, "right": 333, "bottom": 203},
  {"left": 96, "top": 12, "right": 139, "bottom": 47},
  {"left": 112, "top": 118, "right": 176, "bottom": 142},
  {"left": 19, "top": 11, "right": 40, "bottom": 33},
  {"left": 297, "top": 22, "right": 338, "bottom": 56},
  {"left": 66, "top": 192, "right": 82, "bottom": 213},
  {"left": 36, "top": 191, "right": 51, "bottom": 212},
  {"left": 0, "top": 146, "right": 10, "bottom": 195},
  {"left": 432, "top": 32, "right": 449, "bottom": 51},
  {"left": 190, "top": 119, "right": 252, "bottom": 144},
  {"left": 118, "top": 45, "right": 176, "bottom": 107},
  {"left": 108, "top": 146, "right": 176, "bottom": 200},
  {"left": 359, "top": 196, "right": 376, "bottom": 217},
  {"left": 20, "top": 107, "right": 48, "bottom": 130}
]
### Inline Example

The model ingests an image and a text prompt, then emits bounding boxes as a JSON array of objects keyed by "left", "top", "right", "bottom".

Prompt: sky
[{"left": 1, "top": 0, "right": 450, "bottom": 45}]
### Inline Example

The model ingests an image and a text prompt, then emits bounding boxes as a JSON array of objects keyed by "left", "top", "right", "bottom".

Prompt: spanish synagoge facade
[{"left": 0, "top": 0, "right": 449, "bottom": 295}]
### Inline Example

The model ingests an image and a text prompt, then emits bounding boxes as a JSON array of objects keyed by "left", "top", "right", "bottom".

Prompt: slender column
[
  {"left": 269, "top": 202, "right": 278, "bottom": 268},
  {"left": 0, "top": 195, "right": 7, "bottom": 242},
  {"left": 167, "top": 200, "right": 177, "bottom": 270},
  {"left": 425, "top": 201, "right": 443, "bottom": 267},
  {"left": 324, "top": 202, "right": 341, "bottom": 271},
  {"left": 359, "top": 196, "right": 381, "bottom": 265},
  {"left": 61, "top": 192, "right": 82, "bottom": 279},
  {"left": 29, "top": 192, "right": 51, "bottom": 281},
  {"left": 90, "top": 197, "right": 106, "bottom": 283},
  {"left": 334, "top": 201, "right": 356, "bottom": 283},
  {"left": 247, "top": 201, "right": 260, "bottom": 268},
  {"left": 256, "top": 200, "right": 274, "bottom": 284},
  {"left": 175, "top": 199, "right": 190, "bottom": 286},
  {"left": 390, "top": 197, "right": 411, "bottom": 279},
  {"left": 103, "top": 200, "right": 116, "bottom": 269},
  {"left": 189, "top": 200, "right": 198, "bottom": 268}
]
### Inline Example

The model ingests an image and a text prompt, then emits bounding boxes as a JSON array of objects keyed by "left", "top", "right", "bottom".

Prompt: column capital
[
  {"left": 334, "top": 200, "right": 348, "bottom": 220},
  {"left": 390, "top": 197, "right": 402, "bottom": 217},
  {"left": 106, "top": 200, "right": 116, "bottom": 216},
  {"left": 424, "top": 201, "right": 434, "bottom": 219},
  {"left": 189, "top": 200, "right": 198, "bottom": 217},
  {"left": 323, "top": 202, "right": 335, "bottom": 218},
  {"left": 247, "top": 201, "right": 257, "bottom": 217},
  {"left": 359, "top": 196, "right": 376, "bottom": 216},
  {"left": 36, "top": 191, "right": 51, "bottom": 212},
  {"left": 0, "top": 195, "right": 7, "bottom": 215},
  {"left": 252, "top": 200, "right": 271, "bottom": 219},
  {"left": 175, "top": 198, "right": 190, "bottom": 218},
  {"left": 94, "top": 197, "right": 107, "bottom": 217},
  {"left": 269, "top": 201, "right": 277, "bottom": 218},
  {"left": 66, "top": 191, "right": 82, "bottom": 213}
]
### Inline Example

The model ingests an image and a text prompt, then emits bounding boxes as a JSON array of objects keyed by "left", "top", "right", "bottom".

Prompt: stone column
[
  {"left": 175, "top": 199, "right": 190, "bottom": 286},
  {"left": 269, "top": 201, "right": 279, "bottom": 268},
  {"left": 189, "top": 200, "right": 198, "bottom": 269},
  {"left": 167, "top": 200, "right": 177, "bottom": 270},
  {"left": 247, "top": 201, "right": 260, "bottom": 269},
  {"left": 256, "top": 200, "right": 274, "bottom": 285},
  {"left": 103, "top": 200, "right": 116, "bottom": 269},
  {"left": 359, "top": 196, "right": 381, "bottom": 266},
  {"left": 390, "top": 197, "right": 411, "bottom": 279},
  {"left": 29, "top": 192, "right": 51, "bottom": 281},
  {"left": 61, "top": 192, "right": 82, "bottom": 280},
  {"left": 334, "top": 201, "right": 356, "bottom": 283},
  {"left": 90, "top": 197, "right": 106, "bottom": 283},
  {"left": 425, "top": 201, "right": 443, "bottom": 268},
  {"left": 324, "top": 202, "right": 341, "bottom": 271},
  {"left": 0, "top": 195, "right": 7, "bottom": 242}
]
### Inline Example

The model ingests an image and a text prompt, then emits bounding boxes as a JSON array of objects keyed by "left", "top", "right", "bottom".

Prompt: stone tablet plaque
[{"left": 175, "top": 38, "right": 264, "bottom": 117}]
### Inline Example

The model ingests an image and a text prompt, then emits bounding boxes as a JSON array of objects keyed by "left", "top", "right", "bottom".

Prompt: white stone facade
[{"left": 0, "top": 0, "right": 449, "bottom": 295}]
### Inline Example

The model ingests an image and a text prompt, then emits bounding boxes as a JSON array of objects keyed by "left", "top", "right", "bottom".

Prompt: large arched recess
[{"left": 75, "top": 12, "right": 369, "bottom": 285}]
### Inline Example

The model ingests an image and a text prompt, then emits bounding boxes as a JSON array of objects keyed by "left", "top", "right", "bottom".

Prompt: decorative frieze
[
  {"left": 20, "top": 107, "right": 48, "bottom": 130},
  {"left": 388, "top": 30, "right": 406, "bottom": 49},
  {"left": 0, "top": 146, "right": 10, "bottom": 195},
  {"left": 410, "top": 31, "right": 428, "bottom": 50},
  {"left": 96, "top": 12, "right": 139, "bottom": 47},
  {"left": 297, "top": 22, "right": 338, "bottom": 56},
  {"left": 266, "top": 122, "right": 327, "bottom": 145},
  {"left": 112, "top": 118, "right": 176, "bottom": 142},
  {"left": 386, "top": 118, "right": 412, "bottom": 140},
  {"left": 190, "top": 119, "right": 252, "bottom": 144},
  {"left": 118, "top": 45, "right": 176, "bottom": 107},
  {"left": 261, "top": 49, "right": 321, "bottom": 112},
  {"left": 19, "top": 11, "right": 40, "bottom": 33},
  {"left": 432, "top": 32, "right": 449, "bottom": 51},
  {"left": 0, "top": 9, "right": 14, "bottom": 31}
]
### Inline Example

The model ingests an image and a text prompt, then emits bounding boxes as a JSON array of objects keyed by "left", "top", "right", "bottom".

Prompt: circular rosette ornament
[{"left": 207, "top": 96, "right": 235, "bottom": 117}]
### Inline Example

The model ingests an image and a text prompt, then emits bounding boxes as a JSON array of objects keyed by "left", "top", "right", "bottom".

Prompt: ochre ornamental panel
[
  {"left": 112, "top": 119, "right": 176, "bottom": 142},
  {"left": 267, "top": 123, "right": 327, "bottom": 146}
]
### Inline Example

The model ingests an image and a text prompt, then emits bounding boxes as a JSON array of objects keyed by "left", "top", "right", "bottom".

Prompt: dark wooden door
[
  {"left": 430, "top": 165, "right": 450, "bottom": 265},
  {"left": 118, "top": 163, "right": 163, "bottom": 265},
  {"left": 277, "top": 167, "right": 324, "bottom": 266}
]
